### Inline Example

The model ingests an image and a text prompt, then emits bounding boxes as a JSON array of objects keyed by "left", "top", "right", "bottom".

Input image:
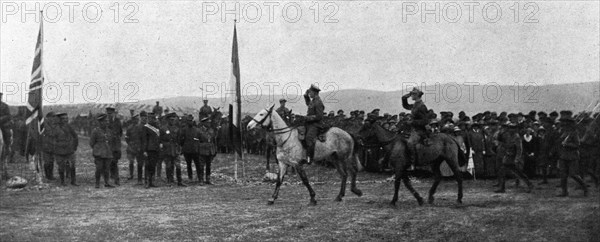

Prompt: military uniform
[
  {"left": 125, "top": 115, "right": 144, "bottom": 183},
  {"left": 152, "top": 103, "right": 163, "bottom": 118},
  {"left": 199, "top": 102, "right": 213, "bottom": 121},
  {"left": 160, "top": 113, "right": 184, "bottom": 186},
  {"left": 198, "top": 118, "right": 217, "bottom": 184},
  {"left": 402, "top": 88, "right": 429, "bottom": 167},
  {"left": 106, "top": 108, "right": 123, "bottom": 186},
  {"left": 180, "top": 117, "right": 202, "bottom": 182},
  {"left": 556, "top": 111, "right": 588, "bottom": 197},
  {"left": 303, "top": 85, "right": 324, "bottom": 163},
  {"left": 41, "top": 113, "right": 57, "bottom": 180},
  {"left": 51, "top": 113, "right": 79, "bottom": 186},
  {"left": 276, "top": 100, "right": 291, "bottom": 124},
  {"left": 495, "top": 124, "right": 533, "bottom": 193},
  {"left": 90, "top": 114, "right": 114, "bottom": 188},
  {"left": 141, "top": 113, "right": 161, "bottom": 188}
]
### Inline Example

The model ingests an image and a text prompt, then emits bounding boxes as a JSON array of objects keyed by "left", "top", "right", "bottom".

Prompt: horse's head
[
  {"left": 247, "top": 104, "right": 275, "bottom": 130},
  {"left": 358, "top": 121, "right": 397, "bottom": 144}
]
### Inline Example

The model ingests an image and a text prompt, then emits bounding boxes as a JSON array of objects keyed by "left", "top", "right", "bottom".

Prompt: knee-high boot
[
  {"left": 128, "top": 163, "right": 134, "bottom": 180},
  {"left": 71, "top": 166, "right": 79, "bottom": 186}
]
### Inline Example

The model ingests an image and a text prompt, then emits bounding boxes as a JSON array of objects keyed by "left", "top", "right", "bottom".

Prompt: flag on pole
[
  {"left": 229, "top": 22, "right": 243, "bottom": 157},
  {"left": 26, "top": 18, "right": 45, "bottom": 134}
]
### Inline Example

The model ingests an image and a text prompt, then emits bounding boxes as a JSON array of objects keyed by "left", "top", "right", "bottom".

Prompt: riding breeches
[{"left": 305, "top": 124, "right": 319, "bottom": 158}]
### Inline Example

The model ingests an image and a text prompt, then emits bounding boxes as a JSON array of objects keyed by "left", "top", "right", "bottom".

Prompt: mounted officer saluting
[
  {"left": 402, "top": 87, "right": 430, "bottom": 167},
  {"left": 302, "top": 84, "right": 324, "bottom": 164}
]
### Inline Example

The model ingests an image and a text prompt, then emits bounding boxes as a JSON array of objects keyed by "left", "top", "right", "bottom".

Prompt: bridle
[{"left": 251, "top": 106, "right": 294, "bottom": 146}]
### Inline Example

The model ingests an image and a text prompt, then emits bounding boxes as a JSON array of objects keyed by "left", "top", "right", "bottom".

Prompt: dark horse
[{"left": 358, "top": 122, "right": 467, "bottom": 206}]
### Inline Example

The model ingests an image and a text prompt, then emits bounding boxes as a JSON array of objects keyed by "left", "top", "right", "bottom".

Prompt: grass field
[{"left": 1, "top": 136, "right": 599, "bottom": 241}]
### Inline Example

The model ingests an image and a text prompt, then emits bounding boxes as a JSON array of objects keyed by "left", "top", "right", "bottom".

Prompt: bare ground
[{"left": 1, "top": 137, "right": 599, "bottom": 241}]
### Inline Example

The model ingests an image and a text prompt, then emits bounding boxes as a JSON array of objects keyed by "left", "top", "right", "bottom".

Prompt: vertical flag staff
[
  {"left": 25, "top": 11, "right": 46, "bottom": 184},
  {"left": 229, "top": 19, "right": 244, "bottom": 181}
]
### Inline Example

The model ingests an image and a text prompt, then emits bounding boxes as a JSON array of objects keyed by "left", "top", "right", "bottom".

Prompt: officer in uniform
[
  {"left": 180, "top": 115, "right": 202, "bottom": 183},
  {"left": 160, "top": 112, "right": 186, "bottom": 186},
  {"left": 494, "top": 122, "right": 534, "bottom": 193},
  {"left": 132, "top": 111, "right": 148, "bottom": 185},
  {"left": 276, "top": 98, "right": 291, "bottom": 123},
  {"left": 125, "top": 114, "right": 141, "bottom": 181},
  {"left": 52, "top": 113, "right": 79, "bottom": 186},
  {"left": 302, "top": 84, "right": 324, "bottom": 164},
  {"left": 42, "top": 112, "right": 57, "bottom": 180},
  {"left": 90, "top": 114, "right": 114, "bottom": 188},
  {"left": 556, "top": 110, "right": 588, "bottom": 197},
  {"left": 199, "top": 99, "right": 213, "bottom": 121},
  {"left": 141, "top": 112, "right": 161, "bottom": 188},
  {"left": 106, "top": 107, "right": 123, "bottom": 186},
  {"left": 152, "top": 102, "right": 163, "bottom": 119},
  {"left": 198, "top": 117, "right": 217, "bottom": 184},
  {"left": 402, "top": 87, "right": 430, "bottom": 167}
]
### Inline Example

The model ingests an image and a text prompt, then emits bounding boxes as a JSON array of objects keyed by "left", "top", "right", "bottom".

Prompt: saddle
[{"left": 297, "top": 125, "right": 330, "bottom": 143}]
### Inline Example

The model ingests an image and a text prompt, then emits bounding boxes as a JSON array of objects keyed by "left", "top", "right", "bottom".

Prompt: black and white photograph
[{"left": 0, "top": 1, "right": 599, "bottom": 241}]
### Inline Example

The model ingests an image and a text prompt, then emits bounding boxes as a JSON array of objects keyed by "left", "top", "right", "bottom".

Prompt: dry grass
[{"left": 1, "top": 137, "right": 598, "bottom": 241}]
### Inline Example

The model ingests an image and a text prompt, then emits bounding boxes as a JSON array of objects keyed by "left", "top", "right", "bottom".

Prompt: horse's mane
[{"left": 370, "top": 122, "right": 400, "bottom": 144}]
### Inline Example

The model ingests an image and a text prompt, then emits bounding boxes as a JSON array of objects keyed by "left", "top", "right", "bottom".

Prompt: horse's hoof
[
  {"left": 390, "top": 201, "right": 397, "bottom": 207},
  {"left": 351, "top": 188, "right": 363, "bottom": 197},
  {"left": 428, "top": 197, "right": 434, "bottom": 204},
  {"left": 334, "top": 196, "right": 342, "bottom": 202},
  {"left": 417, "top": 197, "right": 424, "bottom": 206},
  {"left": 309, "top": 200, "right": 317, "bottom": 206},
  {"left": 267, "top": 200, "right": 275, "bottom": 205},
  {"left": 456, "top": 199, "right": 463, "bottom": 204}
]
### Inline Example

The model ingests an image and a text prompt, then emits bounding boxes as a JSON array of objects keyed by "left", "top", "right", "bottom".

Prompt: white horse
[{"left": 247, "top": 105, "right": 363, "bottom": 205}]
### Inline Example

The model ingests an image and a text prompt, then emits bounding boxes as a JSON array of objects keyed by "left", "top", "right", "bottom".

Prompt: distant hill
[{"left": 10, "top": 81, "right": 599, "bottom": 118}]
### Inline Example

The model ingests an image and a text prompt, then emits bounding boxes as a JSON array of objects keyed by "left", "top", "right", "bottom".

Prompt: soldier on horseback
[
  {"left": 303, "top": 84, "right": 324, "bottom": 164},
  {"left": 402, "top": 87, "right": 430, "bottom": 166},
  {"left": 276, "top": 98, "right": 290, "bottom": 124}
]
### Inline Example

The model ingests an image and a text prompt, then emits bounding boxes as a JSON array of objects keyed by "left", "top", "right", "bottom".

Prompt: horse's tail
[{"left": 350, "top": 134, "right": 364, "bottom": 172}]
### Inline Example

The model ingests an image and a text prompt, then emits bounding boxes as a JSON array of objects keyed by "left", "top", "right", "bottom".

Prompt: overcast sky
[{"left": 1, "top": 1, "right": 598, "bottom": 105}]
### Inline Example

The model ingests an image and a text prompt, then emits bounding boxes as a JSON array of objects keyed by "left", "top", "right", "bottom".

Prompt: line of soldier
[
  {"left": 2, "top": 92, "right": 598, "bottom": 197},
  {"left": 90, "top": 105, "right": 218, "bottom": 189}
]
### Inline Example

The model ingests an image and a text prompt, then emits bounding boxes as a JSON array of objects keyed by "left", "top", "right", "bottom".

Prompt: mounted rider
[
  {"left": 276, "top": 98, "right": 291, "bottom": 124},
  {"left": 402, "top": 87, "right": 430, "bottom": 166},
  {"left": 303, "top": 84, "right": 324, "bottom": 164}
]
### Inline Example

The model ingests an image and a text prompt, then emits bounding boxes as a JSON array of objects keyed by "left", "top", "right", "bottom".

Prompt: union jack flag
[{"left": 26, "top": 19, "right": 45, "bottom": 134}]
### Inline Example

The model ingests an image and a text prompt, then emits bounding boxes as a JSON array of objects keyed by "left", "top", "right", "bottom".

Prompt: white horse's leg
[
  {"left": 333, "top": 154, "right": 348, "bottom": 202},
  {"left": 268, "top": 162, "right": 288, "bottom": 205},
  {"left": 295, "top": 165, "right": 317, "bottom": 206}
]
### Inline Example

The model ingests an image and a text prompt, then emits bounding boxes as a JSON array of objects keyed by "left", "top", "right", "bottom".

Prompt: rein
[{"left": 253, "top": 107, "right": 295, "bottom": 146}]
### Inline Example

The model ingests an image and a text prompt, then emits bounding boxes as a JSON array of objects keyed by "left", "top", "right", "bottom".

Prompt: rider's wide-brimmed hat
[
  {"left": 409, "top": 87, "right": 424, "bottom": 97},
  {"left": 308, "top": 84, "right": 321, "bottom": 93}
]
